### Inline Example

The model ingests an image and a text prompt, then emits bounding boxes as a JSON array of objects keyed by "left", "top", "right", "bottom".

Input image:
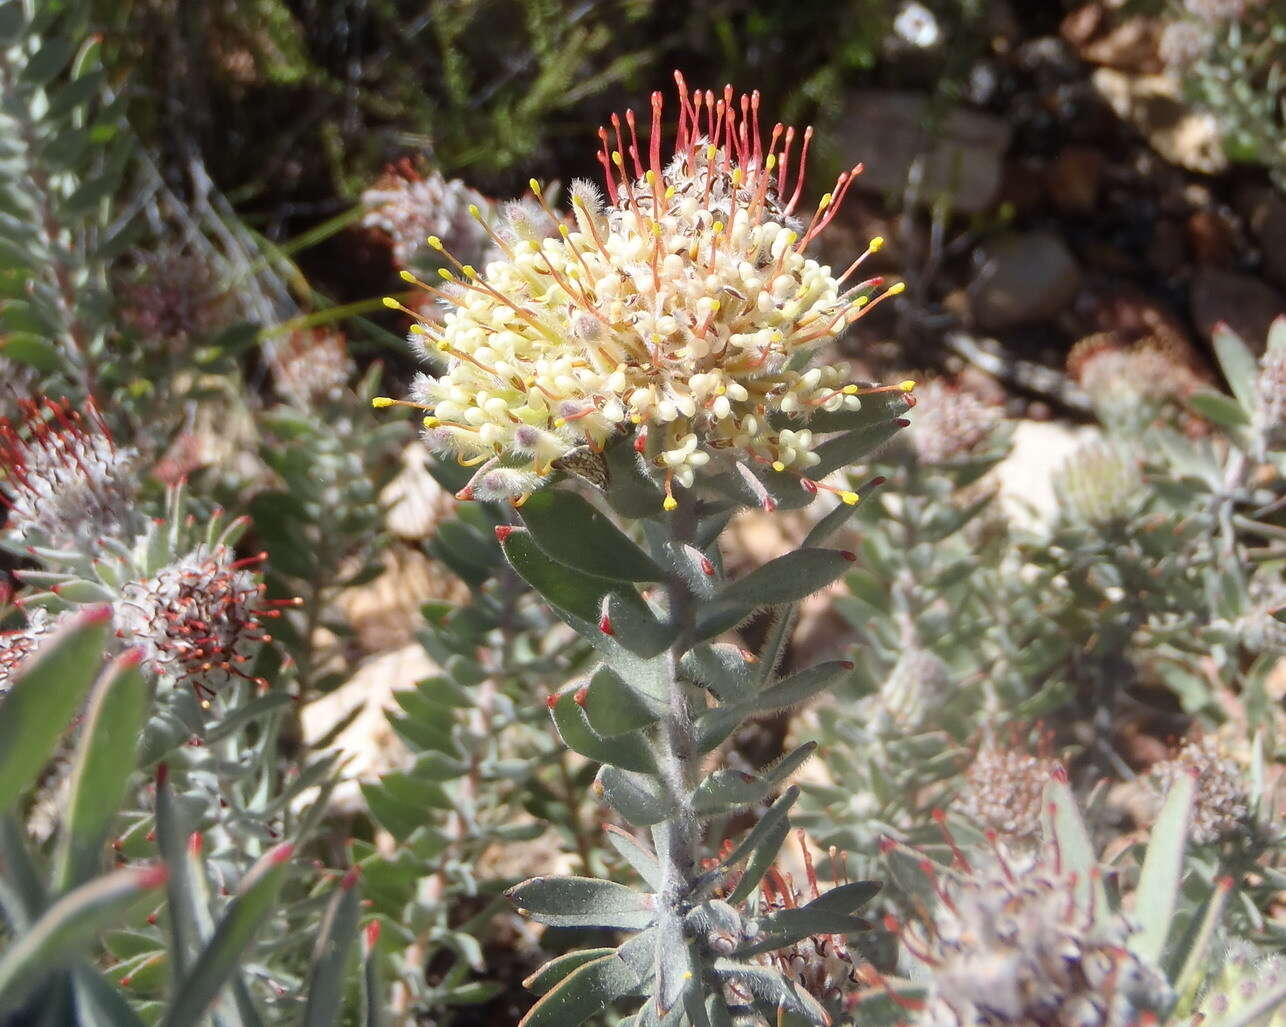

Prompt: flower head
[
  {"left": 362, "top": 160, "right": 492, "bottom": 269},
  {"left": 117, "top": 252, "right": 232, "bottom": 346},
  {"left": 383, "top": 75, "right": 901, "bottom": 509},
  {"left": 0, "top": 398, "right": 138, "bottom": 548},
  {"left": 877, "top": 647, "right": 950, "bottom": 733},
  {"left": 897, "top": 847, "right": 1173, "bottom": 1027},
  {"left": 1254, "top": 324, "right": 1286, "bottom": 451},
  {"left": 0, "top": 608, "right": 61, "bottom": 697},
  {"left": 953, "top": 743, "right": 1059, "bottom": 844},
  {"left": 1150, "top": 736, "right": 1251, "bottom": 846},
  {"left": 1053, "top": 440, "right": 1145, "bottom": 526},
  {"left": 117, "top": 546, "right": 284, "bottom": 703},
  {"left": 906, "top": 380, "right": 1002, "bottom": 464},
  {"left": 267, "top": 328, "right": 354, "bottom": 407}
]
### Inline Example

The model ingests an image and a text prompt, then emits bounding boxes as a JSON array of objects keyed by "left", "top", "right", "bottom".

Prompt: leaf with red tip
[
  {"left": 53, "top": 646, "right": 151, "bottom": 891},
  {"left": 0, "top": 607, "right": 112, "bottom": 810},
  {"left": 807, "top": 419, "right": 906, "bottom": 477},
  {"left": 549, "top": 688, "right": 655, "bottom": 774},
  {"left": 518, "top": 488, "right": 662, "bottom": 582},
  {"left": 1041, "top": 767, "right": 1105, "bottom": 916},
  {"left": 752, "top": 659, "right": 851, "bottom": 713},
  {"left": 158, "top": 845, "right": 294, "bottom": 1027},
  {"left": 0, "top": 865, "right": 167, "bottom": 1008},
  {"left": 719, "top": 548, "right": 856, "bottom": 608},
  {"left": 1131, "top": 770, "right": 1194, "bottom": 964},
  {"left": 301, "top": 870, "right": 363, "bottom": 1027}
]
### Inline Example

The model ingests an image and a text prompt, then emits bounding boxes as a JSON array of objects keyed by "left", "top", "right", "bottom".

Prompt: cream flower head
[{"left": 378, "top": 74, "right": 905, "bottom": 510}]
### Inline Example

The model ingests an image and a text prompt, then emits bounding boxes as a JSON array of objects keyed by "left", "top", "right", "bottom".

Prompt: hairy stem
[{"left": 657, "top": 502, "right": 701, "bottom": 910}]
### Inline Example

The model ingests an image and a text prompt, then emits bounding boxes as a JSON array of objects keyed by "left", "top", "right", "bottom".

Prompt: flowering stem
[{"left": 656, "top": 502, "right": 701, "bottom": 910}]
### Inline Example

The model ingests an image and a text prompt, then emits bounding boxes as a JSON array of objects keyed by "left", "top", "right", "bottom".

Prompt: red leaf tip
[
  {"left": 269, "top": 842, "right": 295, "bottom": 865},
  {"left": 136, "top": 863, "right": 169, "bottom": 889},
  {"left": 81, "top": 604, "right": 113, "bottom": 624}
]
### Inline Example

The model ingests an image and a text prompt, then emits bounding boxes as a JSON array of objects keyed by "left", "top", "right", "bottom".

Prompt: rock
[
  {"left": 1045, "top": 146, "right": 1104, "bottom": 213},
  {"left": 1185, "top": 209, "right": 1236, "bottom": 267},
  {"left": 1238, "top": 186, "right": 1286, "bottom": 291},
  {"left": 1079, "top": 17, "right": 1163, "bottom": 72},
  {"left": 1091, "top": 68, "right": 1228, "bottom": 174},
  {"left": 1059, "top": 3, "right": 1104, "bottom": 50},
  {"left": 840, "top": 91, "right": 1011, "bottom": 214},
  {"left": 1079, "top": 286, "right": 1205, "bottom": 374},
  {"left": 336, "top": 545, "right": 466, "bottom": 652},
  {"left": 968, "top": 231, "right": 1082, "bottom": 331},
  {"left": 1146, "top": 218, "right": 1186, "bottom": 276},
  {"left": 299, "top": 643, "right": 438, "bottom": 813},
  {"left": 380, "top": 441, "right": 457, "bottom": 541},
  {"left": 1190, "top": 268, "right": 1286, "bottom": 352},
  {"left": 995, "top": 420, "right": 1100, "bottom": 528}
]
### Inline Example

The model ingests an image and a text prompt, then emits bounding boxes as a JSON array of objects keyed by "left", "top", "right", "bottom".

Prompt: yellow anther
[
  {"left": 646, "top": 170, "right": 658, "bottom": 187},
  {"left": 842, "top": 384, "right": 859, "bottom": 395},
  {"left": 409, "top": 323, "right": 428, "bottom": 335},
  {"left": 706, "top": 144, "right": 717, "bottom": 161},
  {"left": 840, "top": 491, "right": 860, "bottom": 506},
  {"left": 785, "top": 231, "right": 799, "bottom": 246},
  {"left": 554, "top": 417, "right": 567, "bottom": 428},
  {"left": 662, "top": 495, "right": 679, "bottom": 512},
  {"left": 664, "top": 185, "right": 676, "bottom": 199},
  {"left": 715, "top": 385, "right": 726, "bottom": 396},
  {"left": 423, "top": 416, "right": 440, "bottom": 428},
  {"left": 898, "top": 379, "right": 917, "bottom": 392},
  {"left": 886, "top": 281, "right": 907, "bottom": 296},
  {"left": 710, "top": 300, "right": 721, "bottom": 313},
  {"left": 438, "top": 269, "right": 453, "bottom": 281},
  {"left": 712, "top": 221, "right": 724, "bottom": 234},
  {"left": 529, "top": 177, "right": 541, "bottom": 195},
  {"left": 462, "top": 265, "right": 477, "bottom": 279},
  {"left": 371, "top": 397, "right": 395, "bottom": 408},
  {"left": 426, "top": 236, "right": 443, "bottom": 250},
  {"left": 399, "top": 269, "right": 416, "bottom": 283},
  {"left": 468, "top": 203, "right": 481, "bottom": 218},
  {"left": 765, "top": 154, "right": 777, "bottom": 171},
  {"left": 869, "top": 236, "right": 885, "bottom": 252},
  {"left": 630, "top": 415, "right": 643, "bottom": 424},
  {"left": 611, "top": 151, "right": 624, "bottom": 167},
  {"left": 572, "top": 193, "right": 585, "bottom": 208},
  {"left": 854, "top": 296, "right": 870, "bottom": 309},
  {"left": 818, "top": 192, "right": 833, "bottom": 209},
  {"left": 559, "top": 224, "right": 570, "bottom": 237},
  {"left": 771, "top": 461, "right": 786, "bottom": 472},
  {"left": 732, "top": 168, "right": 744, "bottom": 186},
  {"left": 381, "top": 296, "right": 399, "bottom": 309}
]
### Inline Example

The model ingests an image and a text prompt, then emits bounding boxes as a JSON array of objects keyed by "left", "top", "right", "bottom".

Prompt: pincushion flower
[
  {"left": 116, "top": 546, "right": 286, "bottom": 704},
  {"left": 377, "top": 74, "right": 905, "bottom": 511},
  {"left": 0, "top": 397, "right": 138, "bottom": 549}
]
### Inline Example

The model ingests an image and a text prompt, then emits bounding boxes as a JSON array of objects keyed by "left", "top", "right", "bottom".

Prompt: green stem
[
  {"left": 258, "top": 296, "right": 393, "bottom": 341},
  {"left": 656, "top": 503, "right": 701, "bottom": 909}
]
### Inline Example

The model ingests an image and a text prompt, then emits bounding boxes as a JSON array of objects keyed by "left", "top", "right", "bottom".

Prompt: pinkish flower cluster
[
  {"left": 362, "top": 160, "right": 492, "bottom": 268},
  {"left": 0, "top": 608, "right": 60, "bottom": 696},
  {"left": 895, "top": 843, "right": 1173, "bottom": 1027},
  {"left": 266, "top": 328, "right": 354, "bottom": 407},
  {"left": 117, "top": 546, "right": 291, "bottom": 702},
  {"left": 0, "top": 398, "right": 137, "bottom": 549}
]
